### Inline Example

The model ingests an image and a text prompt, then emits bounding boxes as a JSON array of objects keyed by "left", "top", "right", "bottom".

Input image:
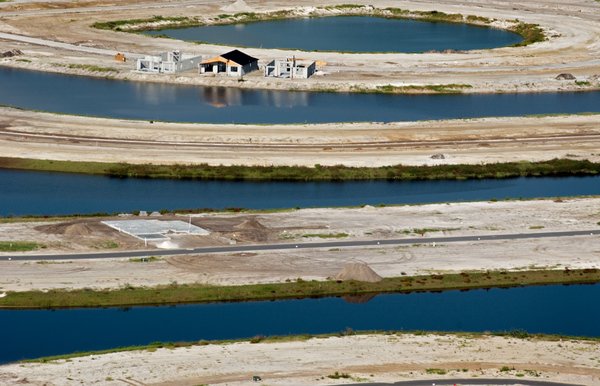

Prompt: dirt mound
[
  {"left": 555, "top": 73, "right": 576, "bottom": 80},
  {"left": 221, "top": 0, "right": 253, "bottom": 12},
  {"left": 1, "top": 49, "right": 22, "bottom": 58},
  {"left": 234, "top": 217, "right": 267, "bottom": 230},
  {"left": 36, "top": 221, "right": 96, "bottom": 236},
  {"left": 335, "top": 262, "right": 382, "bottom": 283}
]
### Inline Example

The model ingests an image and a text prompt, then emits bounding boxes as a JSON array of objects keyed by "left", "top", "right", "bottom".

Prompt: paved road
[
  {"left": 342, "top": 379, "right": 582, "bottom": 386},
  {"left": 2, "top": 229, "right": 597, "bottom": 261}
]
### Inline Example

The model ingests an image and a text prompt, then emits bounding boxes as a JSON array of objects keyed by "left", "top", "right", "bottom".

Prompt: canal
[
  {"left": 1, "top": 67, "right": 599, "bottom": 124},
  {"left": 1, "top": 283, "right": 599, "bottom": 363},
  {"left": 1, "top": 170, "right": 599, "bottom": 216}
]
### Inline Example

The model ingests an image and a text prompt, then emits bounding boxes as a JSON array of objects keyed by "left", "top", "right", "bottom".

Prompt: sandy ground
[
  {"left": 1, "top": 333, "right": 599, "bottom": 385},
  {"left": 2, "top": 107, "right": 600, "bottom": 167},
  {"left": 1, "top": 197, "right": 599, "bottom": 291},
  {"left": 1, "top": 0, "right": 600, "bottom": 93}
]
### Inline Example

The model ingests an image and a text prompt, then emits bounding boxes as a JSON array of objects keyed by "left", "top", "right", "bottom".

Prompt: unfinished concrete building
[
  {"left": 136, "top": 51, "right": 202, "bottom": 73},
  {"left": 265, "top": 57, "right": 316, "bottom": 79},
  {"left": 200, "top": 49, "right": 259, "bottom": 77}
]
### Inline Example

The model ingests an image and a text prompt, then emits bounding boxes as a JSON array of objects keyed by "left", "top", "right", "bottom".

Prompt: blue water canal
[
  {"left": 1, "top": 284, "right": 599, "bottom": 363},
  {"left": 144, "top": 16, "right": 523, "bottom": 53},
  {"left": 1, "top": 170, "right": 600, "bottom": 216},
  {"left": 1, "top": 67, "right": 600, "bottom": 124}
]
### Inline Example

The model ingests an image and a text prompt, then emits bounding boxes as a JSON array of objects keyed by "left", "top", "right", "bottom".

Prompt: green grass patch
[
  {"left": 406, "top": 227, "right": 459, "bottom": 235},
  {"left": 510, "top": 22, "right": 545, "bottom": 46},
  {"left": 576, "top": 81, "right": 591, "bottom": 87},
  {"left": 414, "top": 10, "right": 463, "bottom": 23},
  {"left": 327, "top": 371, "right": 351, "bottom": 379},
  {"left": 302, "top": 232, "right": 349, "bottom": 239},
  {"left": 1, "top": 268, "right": 599, "bottom": 309},
  {"left": 93, "top": 240, "right": 119, "bottom": 249},
  {"left": 92, "top": 15, "right": 195, "bottom": 31},
  {"left": 66, "top": 64, "right": 118, "bottom": 73},
  {"left": 1, "top": 157, "right": 598, "bottom": 182},
  {"left": 360, "top": 83, "right": 473, "bottom": 94},
  {"left": 129, "top": 256, "right": 160, "bottom": 263},
  {"left": 0, "top": 241, "right": 44, "bottom": 252},
  {"left": 426, "top": 368, "right": 448, "bottom": 375}
]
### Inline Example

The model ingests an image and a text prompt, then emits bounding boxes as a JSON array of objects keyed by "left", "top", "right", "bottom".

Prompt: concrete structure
[
  {"left": 102, "top": 220, "right": 209, "bottom": 241},
  {"left": 264, "top": 57, "right": 316, "bottom": 79},
  {"left": 200, "top": 49, "right": 258, "bottom": 77},
  {"left": 135, "top": 51, "right": 202, "bottom": 73}
]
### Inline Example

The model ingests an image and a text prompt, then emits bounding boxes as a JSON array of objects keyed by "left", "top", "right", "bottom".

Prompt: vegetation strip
[
  {"left": 1, "top": 269, "right": 598, "bottom": 309},
  {"left": 91, "top": 5, "right": 544, "bottom": 47},
  {"left": 0, "top": 241, "right": 44, "bottom": 252},
  {"left": 22, "top": 329, "right": 600, "bottom": 363},
  {"left": 1, "top": 157, "right": 599, "bottom": 181}
]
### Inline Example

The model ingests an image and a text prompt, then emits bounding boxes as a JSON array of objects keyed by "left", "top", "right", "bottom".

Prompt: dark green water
[{"left": 145, "top": 16, "right": 522, "bottom": 52}]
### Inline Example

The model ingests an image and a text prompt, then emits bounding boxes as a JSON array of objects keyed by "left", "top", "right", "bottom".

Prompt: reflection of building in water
[
  {"left": 200, "top": 50, "right": 259, "bottom": 77},
  {"left": 265, "top": 57, "right": 316, "bottom": 79},
  {"left": 135, "top": 51, "right": 202, "bottom": 73},
  {"left": 265, "top": 89, "right": 310, "bottom": 108},
  {"left": 201, "top": 86, "right": 310, "bottom": 109},
  {"left": 201, "top": 87, "right": 243, "bottom": 108},
  {"left": 132, "top": 82, "right": 177, "bottom": 105}
]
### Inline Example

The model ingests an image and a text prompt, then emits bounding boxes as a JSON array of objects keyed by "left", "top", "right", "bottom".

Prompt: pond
[{"left": 144, "top": 16, "right": 523, "bottom": 52}]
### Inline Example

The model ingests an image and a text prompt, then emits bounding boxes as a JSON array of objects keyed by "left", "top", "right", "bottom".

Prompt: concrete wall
[
  {"left": 136, "top": 51, "right": 202, "bottom": 74},
  {"left": 264, "top": 59, "right": 316, "bottom": 79}
]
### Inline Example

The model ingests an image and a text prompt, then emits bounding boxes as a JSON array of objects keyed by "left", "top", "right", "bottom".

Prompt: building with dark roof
[{"left": 200, "top": 49, "right": 259, "bottom": 77}]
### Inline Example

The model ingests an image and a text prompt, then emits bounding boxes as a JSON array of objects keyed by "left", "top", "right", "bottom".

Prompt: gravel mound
[{"left": 335, "top": 262, "right": 383, "bottom": 283}]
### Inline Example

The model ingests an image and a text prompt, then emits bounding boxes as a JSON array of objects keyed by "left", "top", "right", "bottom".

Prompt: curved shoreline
[{"left": 99, "top": 6, "right": 532, "bottom": 50}]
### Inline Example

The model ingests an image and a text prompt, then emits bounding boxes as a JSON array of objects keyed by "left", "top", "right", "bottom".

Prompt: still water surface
[
  {"left": 2, "top": 170, "right": 600, "bottom": 216},
  {"left": 1, "top": 67, "right": 599, "bottom": 123},
  {"left": 1, "top": 284, "right": 599, "bottom": 363},
  {"left": 144, "top": 16, "right": 523, "bottom": 52}
]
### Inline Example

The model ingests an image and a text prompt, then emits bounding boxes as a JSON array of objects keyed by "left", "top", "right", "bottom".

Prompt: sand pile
[
  {"left": 156, "top": 240, "right": 179, "bottom": 249},
  {"left": 221, "top": 0, "right": 253, "bottom": 13},
  {"left": 335, "top": 262, "right": 382, "bottom": 283},
  {"left": 233, "top": 218, "right": 266, "bottom": 230}
]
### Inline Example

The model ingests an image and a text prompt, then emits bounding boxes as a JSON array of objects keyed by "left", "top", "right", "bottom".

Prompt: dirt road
[{"left": 1, "top": 107, "right": 599, "bottom": 167}]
